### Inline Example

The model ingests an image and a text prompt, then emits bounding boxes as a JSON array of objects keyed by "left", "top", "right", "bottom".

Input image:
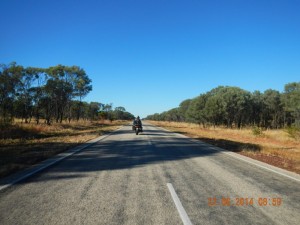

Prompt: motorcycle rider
[{"left": 133, "top": 116, "right": 143, "bottom": 132}]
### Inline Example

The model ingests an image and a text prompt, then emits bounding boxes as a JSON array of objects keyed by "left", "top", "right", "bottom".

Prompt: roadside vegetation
[
  {"left": 146, "top": 83, "right": 300, "bottom": 129},
  {"left": 146, "top": 83, "right": 300, "bottom": 174},
  {"left": 0, "top": 62, "right": 135, "bottom": 178},
  {"left": 147, "top": 121, "right": 300, "bottom": 174},
  {"left": 0, "top": 120, "right": 128, "bottom": 178},
  {"left": 0, "top": 62, "right": 134, "bottom": 125}
]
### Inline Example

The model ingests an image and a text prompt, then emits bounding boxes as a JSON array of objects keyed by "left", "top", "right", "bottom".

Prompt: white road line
[
  {"left": 219, "top": 149, "right": 300, "bottom": 183},
  {"left": 167, "top": 183, "right": 193, "bottom": 225},
  {"left": 202, "top": 144, "right": 300, "bottom": 183},
  {"left": 147, "top": 136, "right": 152, "bottom": 146},
  {"left": 0, "top": 127, "right": 124, "bottom": 192},
  {"left": 144, "top": 126, "right": 153, "bottom": 146},
  {"left": 154, "top": 124, "right": 300, "bottom": 183}
]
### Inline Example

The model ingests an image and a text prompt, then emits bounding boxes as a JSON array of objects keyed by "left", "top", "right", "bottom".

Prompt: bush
[
  {"left": 252, "top": 126, "right": 263, "bottom": 136},
  {"left": 285, "top": 126, "right": 300, "bottom": 140}
]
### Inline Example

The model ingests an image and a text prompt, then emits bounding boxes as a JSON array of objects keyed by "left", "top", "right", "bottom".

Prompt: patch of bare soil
[{"left": 239, "top": 152, "right": 299, "bottom": 174}]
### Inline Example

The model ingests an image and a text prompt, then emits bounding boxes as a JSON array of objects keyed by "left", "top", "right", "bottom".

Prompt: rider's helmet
[{"left": 137, "top": 116, "right": 140, "bottom": 119}]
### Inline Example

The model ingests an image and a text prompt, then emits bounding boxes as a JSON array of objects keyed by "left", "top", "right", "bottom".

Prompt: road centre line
[
  {"left": 147, "top": 136, "right": 153, "bottom": 145},
  {"left": 167, "top": 183, "right": 193, "bottom": 225}
]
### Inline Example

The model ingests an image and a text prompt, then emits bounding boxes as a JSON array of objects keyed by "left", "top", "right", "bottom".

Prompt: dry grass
[
  {"left": 0, "top": 120, "right": 128, "bottom": 178},
  {"left": 148, "top": 121, "right": 300, "bottom": 174}
]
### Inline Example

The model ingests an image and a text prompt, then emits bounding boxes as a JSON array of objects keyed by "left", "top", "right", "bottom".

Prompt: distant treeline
[
  {"left": 146, "top": 83, "right": 300, "bottom": 129},
  {"left": 0, "top": 62, "right": 134, "bottom": 125}
]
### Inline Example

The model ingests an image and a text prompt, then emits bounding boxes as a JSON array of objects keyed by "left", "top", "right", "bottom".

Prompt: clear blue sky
[{"left": 1, "top": 0, "right": 299, "bottom": 118}]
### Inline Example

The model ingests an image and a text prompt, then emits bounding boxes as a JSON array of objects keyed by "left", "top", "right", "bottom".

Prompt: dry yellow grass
[
  {"left": 148, "top": 121, "right": 300, "bottom": 174},
  {"left": 0, "top": 120, "right": 128, "bottom": 178}
]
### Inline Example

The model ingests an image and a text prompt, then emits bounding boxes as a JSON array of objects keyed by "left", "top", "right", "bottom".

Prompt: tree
[
  {"left": 163, "top": 108, "right": 181, "bottom": 122},
  {"left": 87, "top": 102, "right": 101, "bottom": 121},
  {"left": 0, "top": 62, "right": 24, "bottom": 124},
  {"left": 185, "top": 94, "right": 207, "bottom": 126},
  {"left": 283, "top": 82, "right": 300, "bottom": 127},
  {"left": 42, "top": 65, "right": 93, "bottom": 123},
  {"left": 14, "top": 66, "right": 39, "bottom": 123},
  {"left": 178, "top": 99, "right": 192, "bottom": 121},
  {"left": 102, "top": 103, "right": 113, "bottom": 121},
  {"left": 27, "top": 67, "right": 48, "bottom": 124},
  {"left": 250, "top": 91, "right": 264, "bottom": 126},
  {"left": 220, "top": 87, "right": 251, "bottom": 128},
  {"left": 262, "top": 89, "right": 284, "bottom": 128},
  {"left": 113, "top": 107, "right": 134, "bottom": 120},
  {"left": 67, "top": 66, "right": 92, "bottom": 121},
  {"left": 0, "top": 62, "right": 138, "bottom": 125},
  {"left": 114, "top": 106, "right": 126, "bottom": 120},
  {"left": 204, "top": 94, "right": 225, "bottom": 127}
]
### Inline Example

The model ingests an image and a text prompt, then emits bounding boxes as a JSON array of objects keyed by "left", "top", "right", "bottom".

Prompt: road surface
[{"left": 0, "top": 122, "right": 299, "bottom": 225}]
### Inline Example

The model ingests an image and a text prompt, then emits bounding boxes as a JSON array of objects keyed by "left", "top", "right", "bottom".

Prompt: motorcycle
[{"left": 133, "top": 124, "right": 143, "bottom": 135}]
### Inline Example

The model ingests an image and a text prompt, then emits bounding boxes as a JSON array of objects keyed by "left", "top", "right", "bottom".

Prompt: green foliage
[
  {"left": 186, "top": 95, "right": 207, "bottom": 125},
  {"left": 283, "top": 82, "right": 300, "bottom": 127},
  {"left": 252, "top": 126, "right": 263, "bottom": 136},
  {"left": 285, "top": 126, "right": 300, "bottom": 140},
  {"left": 0, "top": 62, "right": 136, "bottom": 124},
  {"left": 178, "top": 99, "right": 192, "bottom": 120},
  {"left": 146, "top": 83, "right": 300, "bottom": 130},
  {"left": 113, "top": 106, "right": 135, "bottom": 120},
  {"left": 0, "top": 62, "right": 115, "bottom": 124}
]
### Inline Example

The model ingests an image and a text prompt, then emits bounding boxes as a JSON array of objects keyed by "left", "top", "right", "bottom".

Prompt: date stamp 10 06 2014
[{"left": 208, "top": 197, "right": 282, "bottom": 207}]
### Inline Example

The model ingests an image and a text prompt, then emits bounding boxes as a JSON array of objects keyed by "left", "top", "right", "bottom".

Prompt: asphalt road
[{"left": 0, "top": 122, "right": 299, "bottom": 225}]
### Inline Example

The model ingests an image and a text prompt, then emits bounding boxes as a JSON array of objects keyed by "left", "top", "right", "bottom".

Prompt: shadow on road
[
  {"left": 172, "top": 131, "right": 261, "bottom": 152},
  {"left": 1, "top": 125, "right": 260, "bottom": 185}
]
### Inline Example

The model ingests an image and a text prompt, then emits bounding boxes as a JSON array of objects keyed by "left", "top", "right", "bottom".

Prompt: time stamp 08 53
[{"left": 208, "top": 197, "right": 282, "bottom": 207}]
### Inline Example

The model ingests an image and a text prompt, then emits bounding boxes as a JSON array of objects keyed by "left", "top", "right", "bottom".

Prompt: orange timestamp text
[{"left": 208, "top": 197, "right": 282, "bottom": 207}]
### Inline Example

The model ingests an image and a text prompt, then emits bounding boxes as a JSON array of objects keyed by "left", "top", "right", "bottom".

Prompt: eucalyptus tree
[
  {"left": 113, "top": 106, "right": 135, "bottom": 120},
  {"left": 25, "top": 67, "right": 48, "bottom": 124},
  {"left": 250, "top": 91, "right": 264, "bottom": 126},
  {"left": 164, "top": 108, "right": 181, "bottom": 122},
  {"left": 114, "top": 106, "right": 126, "bottom": 120},
  {"left": 44, "top": 65, "right": 92, "bottom": 123},
  {"left": 67, "top": 66, "right": 92, "bottom": 120},
  {"left": 219, "top": 87, "right": 251, "bottom": 128},
  {"left": 102, "top": 103, "right": 113, "bottom": 121},
  {"left": 14, "top": 66, "right": 41, "bottom": 123},
  {"left": 178, "top": 99, "right": 192, "bottom": 121},
  {"left": 0, "top": 62, "right": 24, "bottom": 124},
  {"left": 86, "top": 102, "right": 101, "bottom": 121},
  {"left": 204, "top": 94, "right": 225, "bottom": 127},
  {"left": 146, "top": 84, "right": 298, "bottom": 129},
  {"left": 185, "top": 94, "right": 208, "bottom": 126},
  {"left": 262, "top": 89, "right": 284, "bottom": 128},
  {"left": 283, "top": 82, "right": 300, "bottom": 127}
]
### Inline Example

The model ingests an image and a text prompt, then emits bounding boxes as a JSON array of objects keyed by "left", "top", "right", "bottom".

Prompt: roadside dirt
[
  {"left": 148, "top": 121, "right": 300, "bottom": 174},
  {"left": 239, "top": 152, "right": 299, "bottom": 174}
]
